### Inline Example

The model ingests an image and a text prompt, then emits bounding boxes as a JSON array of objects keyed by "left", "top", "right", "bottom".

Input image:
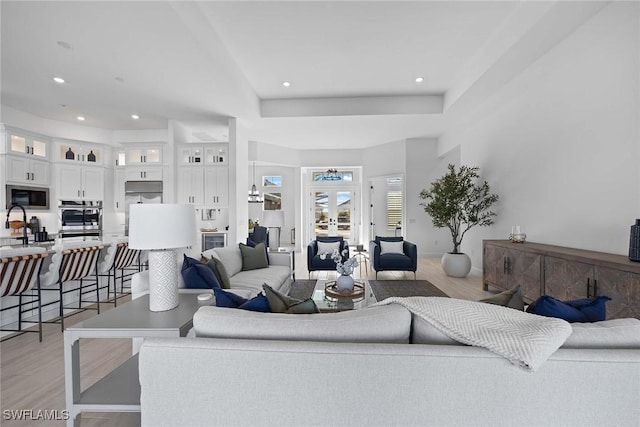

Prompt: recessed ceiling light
[
  {"left": 131, "top": 114, "right": 140, "bottom": 120},
  {"left": 282, "top": 81, "right": 291, "bottom": 87},
  {"left": 53, "top": 77, "right": 65, "bottom": 84},
  {"left": 115, "top": 77, "right": 125, "bottom": 83},
  {"left": 415, "top": 77, "right": 424, "bottom": 83},
  {"left": 76, "top": 116, "right": 85, "bottom": 121},
  {"left": 56, "top": 41, "right": 73, "bottom": 50}
]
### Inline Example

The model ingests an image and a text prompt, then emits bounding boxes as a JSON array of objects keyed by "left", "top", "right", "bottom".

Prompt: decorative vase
[
  {"left": 441, "top": 252, "right": 472, "bottom": 278},
  {"left": 336, "top": 274, "right": 355, "bottom": 293}
]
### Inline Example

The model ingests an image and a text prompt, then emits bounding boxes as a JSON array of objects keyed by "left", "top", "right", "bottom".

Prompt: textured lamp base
[{"left": 148, "top": 249, "right": 179, "bottom": 312}]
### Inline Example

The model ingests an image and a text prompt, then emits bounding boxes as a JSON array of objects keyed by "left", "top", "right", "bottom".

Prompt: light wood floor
[{"left": 0, "top": 255, "right": 493, "bottom": 426}]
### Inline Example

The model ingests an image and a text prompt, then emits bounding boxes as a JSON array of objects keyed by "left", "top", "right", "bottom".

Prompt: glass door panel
[
  {"left": 312, "top": 190, "right": 355, "bottom": 242},
  {"left": 336, "top": 191, "right": 352, "bottom": 241},
  {"left": 314, "top": 191, "right": 329, "bottom": 237}
]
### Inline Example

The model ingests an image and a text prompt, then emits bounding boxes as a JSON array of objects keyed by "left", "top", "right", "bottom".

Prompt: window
[
  {"left": 263, "top": 176, "right": 282, "bottom": 187},
  {"left": 312, "top": 170, "right": 353, "bottom": 182},
  {"left": 264, "top": 192, "right": 282, "bottom": 210},
  {"left": 387, "top": 190, "right": 402, "bottom": 229}
]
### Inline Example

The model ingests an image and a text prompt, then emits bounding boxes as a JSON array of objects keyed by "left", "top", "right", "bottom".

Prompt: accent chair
[
  {"left": 307, "top": 236, "right": 349, "bottom": 278},
  {"left": 370, "top": 236, "right": 417, "bottom": 279}
]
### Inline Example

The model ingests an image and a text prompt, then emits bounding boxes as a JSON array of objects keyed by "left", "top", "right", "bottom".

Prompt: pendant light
[{"left": 248, "top": 162, "right": 263, "bottom": 203}]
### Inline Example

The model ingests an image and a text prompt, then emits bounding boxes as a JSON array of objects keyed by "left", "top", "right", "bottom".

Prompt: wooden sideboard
[{"left": 482, "top": 240, "right": 640, "bottom": 319}]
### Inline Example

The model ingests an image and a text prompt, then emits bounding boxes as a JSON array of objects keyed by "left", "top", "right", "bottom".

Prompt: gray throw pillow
[
  {"left": 239, "top": 242, "right": 269, "bottom": 271},
  {"left": 263, "top": 284, "right": 319, "bottom": 314},
  {"left": 206, "top": 257, "right": 231, "bottom": 289},
  {"left": 480, "top": 285, "right": 524, "bottom": 311}
]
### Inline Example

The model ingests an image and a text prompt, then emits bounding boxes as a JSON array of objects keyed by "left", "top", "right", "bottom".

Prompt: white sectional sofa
[
  {"left": 131, "top": 244, "right": 292, "bottom": 300},
  {"left": 138, "top": 306, "right": 640, "bottom": 427}
]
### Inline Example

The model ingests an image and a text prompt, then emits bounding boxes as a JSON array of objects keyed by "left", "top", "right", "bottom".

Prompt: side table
[
  {"left": 353, "top": 249, "right": 369, "bottom": 275},
  {"left": 63, "top": 293, "right": 211, "bottom": 426},
  {"left": 268, "top": 247, "right": 295, "bottom": 281}
]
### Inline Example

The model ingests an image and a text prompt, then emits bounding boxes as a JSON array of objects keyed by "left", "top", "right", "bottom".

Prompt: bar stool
[
  {"left": 98, "top": 241, "right": 141, "bottom": 307},
  {"left": 42, "top": 244, "right": 103, "bottom": 331},
  {"left": 0, "top": 248, "right": 49, "bottom": 342}
]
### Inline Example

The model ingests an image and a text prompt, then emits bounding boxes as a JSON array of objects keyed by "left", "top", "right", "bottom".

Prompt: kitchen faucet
[{"left": 5, "top": 204, "right": 28, "bottom": 246}]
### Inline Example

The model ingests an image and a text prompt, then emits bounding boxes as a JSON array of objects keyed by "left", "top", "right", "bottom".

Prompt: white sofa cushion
[
  {"left": 563, "top": 318, "right": 640, "bottom": 349},
  {"left": 193, "top": 305, "right": 411, "bottom": 343}
]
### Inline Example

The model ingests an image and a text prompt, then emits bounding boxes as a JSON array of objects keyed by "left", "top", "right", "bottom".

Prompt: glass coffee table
[{"left": 312, "top": 279, "right": 377, "bottom": 312}]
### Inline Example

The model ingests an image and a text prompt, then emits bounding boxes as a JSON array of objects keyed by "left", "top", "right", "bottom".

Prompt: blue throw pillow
[
  {"left": 564, "top": 296, "right": 611, "bottom": 322},
  {"left": 527, "top": 295, "right": 611, "bottom": 322},
  {"left": 238, "top": 293, "right": 271, "bottom": 312},
  {"left": 213, "top": 288, "right": 249, "bottom": 308},
  {"left": 213, "top": 288, "right": 271, "bottom": 312},
  {"left": 181, "top": 255, "right": 221, "bottom": 289}
]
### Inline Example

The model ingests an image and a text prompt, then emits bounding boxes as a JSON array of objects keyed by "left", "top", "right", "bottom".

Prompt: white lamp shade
[
  {"left": 128, "top": 204, "right": 195, "bottom": 250},
  {"left": 262, "top": 210, "right": 285, "bottom": 228}
]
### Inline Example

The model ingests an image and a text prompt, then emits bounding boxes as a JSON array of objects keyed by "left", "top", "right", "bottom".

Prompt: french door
[{"left": 311, "top": 189, "right": 356, "bottom": 243}]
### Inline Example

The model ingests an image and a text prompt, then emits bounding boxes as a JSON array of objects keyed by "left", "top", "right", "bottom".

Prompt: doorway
[{"left": 312, "top": 189, "right": 355, "bottom": 241}]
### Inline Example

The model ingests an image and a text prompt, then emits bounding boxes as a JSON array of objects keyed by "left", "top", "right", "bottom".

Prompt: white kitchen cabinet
[
  {"left": 124, "top": 166, "right": 162, "bottom": 181},
  {"left": 178, "top": 167, "right": 204, "bottom": 205},
  {"left": 204, "top": 144, "right": 227, "bottom": 165},
  {"left": 125, "top": 146, "right": 162, "bottom": 165},
  {"left": 57, "top": 142, "right": 102, "bottom": 165},
  {"left": 204, "top": 167, "right": 228, "bottom": 207},
  {"left": 5, "top": 155, "right": 50, "bottom": 186},
  {"left": 114, "top": 168, "right": 126, "bottom": 211},
  {"left": 179, "top": 145, "right": 204, "bottom": 165},
  {"left": 58, "top": 165, "right": 104, "bottom": 200},
  {"left": 5, "top": 129, "right": 48, "bottom": 159}
]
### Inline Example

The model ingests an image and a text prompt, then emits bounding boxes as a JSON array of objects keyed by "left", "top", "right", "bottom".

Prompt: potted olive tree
[{"left": 418, "top": 164, "right": 499, "bottom": 277}]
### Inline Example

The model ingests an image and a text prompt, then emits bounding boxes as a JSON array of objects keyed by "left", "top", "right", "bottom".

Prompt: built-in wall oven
[{"left": 58, "top": 200, "right": 103, "bottom": 239}]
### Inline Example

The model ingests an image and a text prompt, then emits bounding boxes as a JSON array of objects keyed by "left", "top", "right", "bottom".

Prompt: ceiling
[{"left": 0, "top": 1, "right": 606, "bottom": 150}]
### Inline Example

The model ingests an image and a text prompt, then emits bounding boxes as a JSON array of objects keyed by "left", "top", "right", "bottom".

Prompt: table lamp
[
  {"left": 128, "top": 204, "right": 195, "bottom": 311},
  {"left": 262, "top": 210, "right": 284, "bottom": 251}
]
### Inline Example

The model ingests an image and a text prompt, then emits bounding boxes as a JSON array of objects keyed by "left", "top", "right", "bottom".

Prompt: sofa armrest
[
  {"left": 307, "top": 241, "right": 317, "bottom": 269},
  {"left": 403, "top": 241, "right": 418, "bottom": 271},
  {"left": 369, "top": 241, "right": 381, "bottom": 270}
]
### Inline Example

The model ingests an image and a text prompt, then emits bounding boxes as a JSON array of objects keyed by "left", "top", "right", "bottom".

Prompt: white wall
[
  {"left": 439, "top": 2, "right": 640, "bottom": 270},
  {"left": 405, "top": 139, "right": 459, "bottom": 256}
]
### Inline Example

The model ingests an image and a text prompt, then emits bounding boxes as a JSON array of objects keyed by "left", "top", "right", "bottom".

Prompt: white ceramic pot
[
  {"left": 336, "top": 274, "right": 355, "bottom": 293},
  {"left": 441, "top": 252, "right": 472, "bottom": 278}
]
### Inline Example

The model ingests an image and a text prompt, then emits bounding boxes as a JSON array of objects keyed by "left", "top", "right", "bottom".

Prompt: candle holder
[{"left": 509, "top": 225, "right": 527, "bottom": 243}]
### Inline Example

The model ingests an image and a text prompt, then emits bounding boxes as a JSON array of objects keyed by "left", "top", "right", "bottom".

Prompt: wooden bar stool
[{"left": 0, "top": 250, "right": 49, "bottom": 342}]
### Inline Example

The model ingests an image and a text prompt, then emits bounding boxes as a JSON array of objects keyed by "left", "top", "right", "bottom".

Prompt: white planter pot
[{"left": 441, "top": 252, "right": 472, "bottom": 278}]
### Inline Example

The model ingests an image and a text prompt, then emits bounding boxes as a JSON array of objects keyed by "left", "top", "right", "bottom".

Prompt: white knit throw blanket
[{"left": 374, "top": 297, "right": 572, "bottom": 372}]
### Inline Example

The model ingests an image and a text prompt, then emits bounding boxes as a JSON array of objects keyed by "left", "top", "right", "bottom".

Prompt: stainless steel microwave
[{"left": 6, "top": 185, "right": 50, "bottom": 210}]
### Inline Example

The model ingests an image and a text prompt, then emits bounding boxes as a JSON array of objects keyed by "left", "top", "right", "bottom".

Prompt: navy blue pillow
[
  {"left": 564, "top": 296, "right": 611, "bottom": 322},
  {"left": 213, "top": 288, "right": 271, "bottom": 312},
  {"left": 527, "top": 295, "right": 610, "bottom": 322},
  {"left": 238, "top": 293, "right": 271, "bottom": 312},
  {"left": 213, "top": 288, "right": 249, "bottom": 308},
  {"left": 181, "top": 255, "right": 221, "bottom": 289}
]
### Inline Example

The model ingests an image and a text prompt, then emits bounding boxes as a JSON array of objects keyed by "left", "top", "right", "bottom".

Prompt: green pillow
[
  {"left": 480, "top": 285, "right": 525, "bottom": 311},
  {"left": 206, "top": 256, "right": 231, "bottom": 289},
  {"left": 263, "top": 284, "right": 319, "bottom": 314},
  {"left": 239, "top": 242, "right": 269, "bottom": 271}
]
